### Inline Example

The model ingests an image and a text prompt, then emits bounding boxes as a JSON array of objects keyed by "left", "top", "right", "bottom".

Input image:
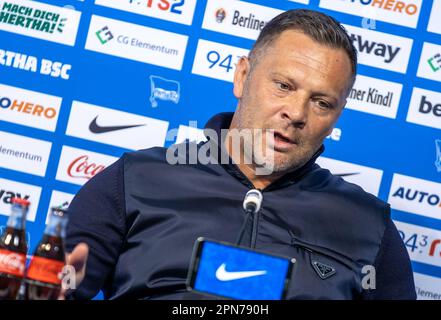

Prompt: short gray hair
[{"left": 249, "top": 9, "right": 357, "bottom": 84}]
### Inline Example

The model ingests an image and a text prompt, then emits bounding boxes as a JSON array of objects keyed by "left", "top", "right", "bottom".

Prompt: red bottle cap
[{"left": 12, "top": 197, "right": 31, "bottom": 207}]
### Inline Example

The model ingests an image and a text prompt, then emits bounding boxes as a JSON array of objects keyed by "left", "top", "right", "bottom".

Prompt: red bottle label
[
  {"left": 26, "top": 257, "right": 65, "bottom": 285},
  {"left": 0, "top": 249, "right": 26, "bottom": 277}
]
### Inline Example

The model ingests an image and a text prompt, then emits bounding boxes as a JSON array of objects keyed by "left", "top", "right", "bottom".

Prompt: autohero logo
[
  {"left": 407, "top": 87, "right": 441, "bottom": 130},
  {"left": 95, "top": 0, "right": 196, "bottom": 25},
  {"left": 85, "top": 15, "right": 188, "bottom": 71},
  {"left": 0, "top": 96, "right": 56, "bottom": 119},
  {"left": 343, "top": 0, "right": 419, "bottom": 15},
  {"left": 343, "top": 24, "right": 412, "bottom": 74},
  {"left": 319, "top": 0, "right": 422, "bottom": 28},
  {"left": 388, "top": 174, "right": 441, "bottom": 220},
  {"left": 0, "top": 48, "right": 72, "bottom": 80},
  {"left": 202, "top": 0, "right": 282, "bottom": 40},
  {"left": 0, "top": 0, "right": 81, "bottom": 46},
  {"left": 0, "top": 83, "right": 61, "bottom": 131}
]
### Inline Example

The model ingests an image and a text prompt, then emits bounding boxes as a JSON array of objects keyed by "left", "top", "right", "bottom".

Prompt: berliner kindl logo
[{"left": 215, "top": 8, "right": 226, "bottom": 23}]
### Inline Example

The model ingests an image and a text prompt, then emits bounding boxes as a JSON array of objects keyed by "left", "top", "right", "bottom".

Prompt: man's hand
[{"left": 58, "top": 242, "right": 89, "bottom": 300}]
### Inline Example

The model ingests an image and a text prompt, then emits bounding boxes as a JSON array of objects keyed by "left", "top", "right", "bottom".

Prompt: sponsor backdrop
[{"left": 0, "top": 0, "right": 440, "bottom": 299}]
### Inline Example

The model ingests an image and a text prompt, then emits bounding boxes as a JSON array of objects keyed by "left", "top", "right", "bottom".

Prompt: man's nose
[{"left": 281, "top": 92, "right": 308, "bottom": 129}]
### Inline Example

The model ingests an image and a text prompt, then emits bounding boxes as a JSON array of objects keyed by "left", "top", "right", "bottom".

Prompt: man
[{"left": 64, "top": 9, "right": 416, "bottom": 299}]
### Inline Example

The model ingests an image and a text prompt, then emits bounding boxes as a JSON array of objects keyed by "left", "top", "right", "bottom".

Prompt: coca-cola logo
[
  {"left": 0, "top": 252, "right": 25, "bottom": 273},
  {"left": 67, "top": 155, "right": 106, "bottom": 180}
]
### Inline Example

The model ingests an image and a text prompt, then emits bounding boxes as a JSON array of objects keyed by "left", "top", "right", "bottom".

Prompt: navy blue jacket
[{"left": 66, "top": 112, "right": 416, "bottom": 300}]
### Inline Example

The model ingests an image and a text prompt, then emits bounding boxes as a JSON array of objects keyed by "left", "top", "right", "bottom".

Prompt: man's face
[{"left": 231, "top": 30, "right": 353, "bottom": 174}]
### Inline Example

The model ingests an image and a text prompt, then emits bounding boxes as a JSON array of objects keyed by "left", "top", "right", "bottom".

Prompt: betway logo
[
  {"left": 0, "top": 178, "right": 41, "bottom": 221},
  {"left": 319, "top": 0, "right": 422, "bottom": 28},
  {"left": 344, "top": 24, "right": 413, "bottom": 73},
  {"left": 407, "top": 87, "right": 441, "bottom": 130},
  {"left": 56, "top": 146, "right": 118, "bottom": 186},
  {"left": 0, "top": 189, "right": 29, "bottom": 205},
  {"left": 388, "top": 174, "right": 441, "bottom": 220},
  {"left": 0, "top": 83, "right": 61, "bottom": 132},
  {"left": 350, "top": 33, "right": 400, "bottom": 63}
]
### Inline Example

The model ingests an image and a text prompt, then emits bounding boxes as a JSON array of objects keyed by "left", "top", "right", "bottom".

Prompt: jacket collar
[{"left": 204, "top": 112, "right": 324, "bottom": 191}]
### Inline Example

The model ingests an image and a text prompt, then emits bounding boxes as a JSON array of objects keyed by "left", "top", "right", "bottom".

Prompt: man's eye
[
  {"left": 318, "top": 100, "right": 332, "bottom": 109},
  {"left": 276, "top": 82, "right": 290, "bottom": 91}
]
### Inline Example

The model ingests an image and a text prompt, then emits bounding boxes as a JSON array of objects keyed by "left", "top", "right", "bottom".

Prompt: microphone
[
  {"left": 243, "top": 189, "right": 263, "bottom": 213},
  {"left": 236, "top": 189, "right": 263, "bottom": 246}
]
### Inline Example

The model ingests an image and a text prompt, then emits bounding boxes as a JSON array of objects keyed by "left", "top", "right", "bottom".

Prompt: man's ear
[{"left": 233, "top": 56, "right": 250, "bottom": 99}]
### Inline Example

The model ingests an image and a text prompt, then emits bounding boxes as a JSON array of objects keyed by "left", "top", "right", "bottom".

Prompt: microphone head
[{"left": 243, "top": 189, "right": 263, "bottom": 213}]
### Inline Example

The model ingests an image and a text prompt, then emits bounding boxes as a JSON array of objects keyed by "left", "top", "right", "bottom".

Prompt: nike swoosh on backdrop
[
  {"left": 335, "top": 172, "right": 360, "bottom": 177},
  {"left": 89, "top": 116, "right": 145, "bottom": 134},
  {"left": 215, "top": 263, "right": 267, "bottom": 281}
]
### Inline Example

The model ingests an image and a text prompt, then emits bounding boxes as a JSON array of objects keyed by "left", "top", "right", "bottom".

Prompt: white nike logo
[{"left": 215, "top": 263, "right": 267, "bottom": 281}]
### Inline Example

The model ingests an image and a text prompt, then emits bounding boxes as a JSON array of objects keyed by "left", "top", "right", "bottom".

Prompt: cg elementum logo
[
  {"left": 428, "top": 53, "right": 441, "bottom": 73},
  {"left": 95, "top": 26, "right": 113, "bottom": 45}
]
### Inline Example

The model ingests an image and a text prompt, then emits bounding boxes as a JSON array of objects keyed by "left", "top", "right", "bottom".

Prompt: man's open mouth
[{"left": 274, "top": 131, "right": 295, "bottom": 144}]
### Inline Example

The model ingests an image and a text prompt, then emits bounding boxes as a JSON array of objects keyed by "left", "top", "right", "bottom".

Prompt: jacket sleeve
[
  {"left": 363, "top": 214, "right": 417, "bottom": 300},
  {"left": 65, "top": 156, "right": 126, "bottom": 299}
]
